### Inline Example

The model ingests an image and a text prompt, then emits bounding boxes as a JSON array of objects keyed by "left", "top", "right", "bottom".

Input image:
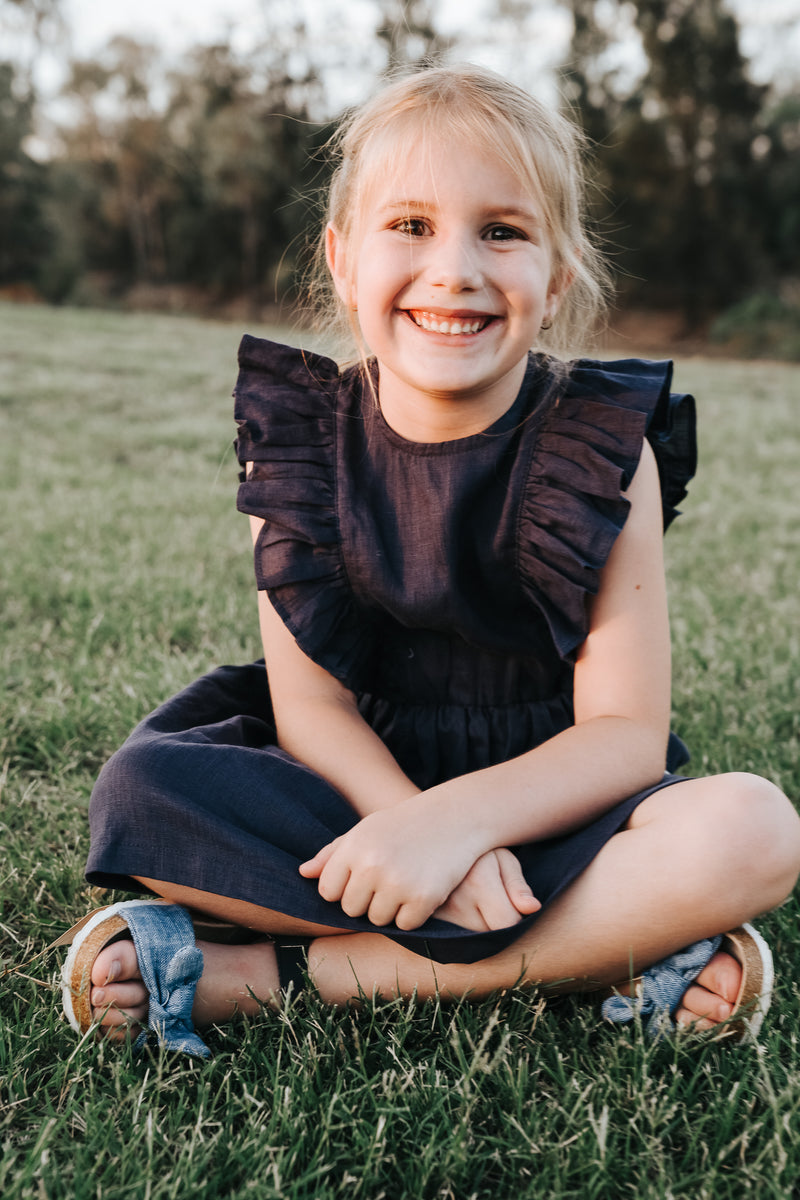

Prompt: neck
[{"left": 375, "top": 360, "right": 528, "bottom": 444}]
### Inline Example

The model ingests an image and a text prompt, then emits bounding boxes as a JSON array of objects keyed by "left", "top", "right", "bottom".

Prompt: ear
[
  {"left": 326, "top": 224, "right": 356, "bottom": 308},
  {"left": 543, "top": 258, "right": 576, "bottom": 325}
]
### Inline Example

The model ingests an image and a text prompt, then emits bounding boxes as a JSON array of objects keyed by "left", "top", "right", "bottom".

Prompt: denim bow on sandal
[{"left": 124, "top": 903, "right": 210, "bottom": 1058}]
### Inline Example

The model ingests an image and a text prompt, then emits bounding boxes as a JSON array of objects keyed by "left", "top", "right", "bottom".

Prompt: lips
[{"left": 406, "top": 309, "right": 494, "bottom": 335}]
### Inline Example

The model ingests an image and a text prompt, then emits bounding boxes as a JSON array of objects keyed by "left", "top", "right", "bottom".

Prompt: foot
[
  {"left": 673, "top": 950, "right": 742, "bottom": 1031},
  {"left": 89, "top": 936, "right": 280, "bottom": 1042}
]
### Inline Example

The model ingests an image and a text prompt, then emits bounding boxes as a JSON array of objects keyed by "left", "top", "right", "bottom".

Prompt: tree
[
  {"left": 162, "top": 37, "right": 328, "bottom": 309},
  {"left": 757, "top": 92, "right": 800, "bottom": 278},
  {"left": 55, "top": 39, "right": 172, "bottom": 287},
  {"left": 375, "top": 0, "right": 450, "bottom": 74},
  {"left": 0, "top": 61, "right": 52, "bottom": 289},
  {"left": 1, "top": 0, "right": 64, "bottom": 91},
  {"left": 563, "top": 0, "right": 771, "bottom": 321}
]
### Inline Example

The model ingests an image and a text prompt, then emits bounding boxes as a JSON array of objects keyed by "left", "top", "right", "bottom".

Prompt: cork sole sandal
[
  {"left": 603, "top": 923, "right": 774, "bottom": 1041},
  {"left": 61, "top": 900, "right": 309, "bottom": 1057},
  {"left": 717, "top": 923, "right": 773, "bottom": 1039},
  {"left": 61, "top": 900, "right": 211, "bottom": 1057},
  {"left": 61, "top": 900, "right": 167, "bottom": 1037}
]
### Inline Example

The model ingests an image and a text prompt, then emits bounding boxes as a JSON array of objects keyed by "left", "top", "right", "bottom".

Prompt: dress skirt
[{"left": 86, "top": 662, "right": 690, "bottom": 965}]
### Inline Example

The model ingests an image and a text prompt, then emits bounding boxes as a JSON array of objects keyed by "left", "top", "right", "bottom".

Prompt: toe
[
  {"left": 88, "top": 937, "right": 149, "bottom": 1039},
  {"left": 674, "top": 1004, "right": 718, "bottom": 1032},
  {"left": 677, "top": 983, "right": 733, "bottom": 1026},
  {"left": 91, "top": 937, "right": 142, "bottom": 988},
  {"left": 91, "top": 980, "right": 149, "bottom": 1014},
  {"left": 693, "top": 951, "right": 742, "bottom": 1006},
  {"left": 673, "top": 951, "right": 743, "bottom": 1032},
  {"left": 93, "top": 999, "right": 149, "bottom": 1028}
]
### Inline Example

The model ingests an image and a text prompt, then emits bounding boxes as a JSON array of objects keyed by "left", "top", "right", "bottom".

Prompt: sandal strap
[
  {"left": 602, "top": 935, "right": 722, "bottom": 1038},
  {"left": 272, "top": 936, "right": 311, "bottom": 997},
  {"left": 123, "top": 904, "right": 211, "bottom": 1059}
]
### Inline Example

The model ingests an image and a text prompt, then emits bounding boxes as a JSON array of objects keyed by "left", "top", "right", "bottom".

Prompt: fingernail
[
  {"left": 106, "top": 959, "right": 121, "bottom": 983},
  {"left": 93, "top": 988, "right": 105, "bottom": 1004}
]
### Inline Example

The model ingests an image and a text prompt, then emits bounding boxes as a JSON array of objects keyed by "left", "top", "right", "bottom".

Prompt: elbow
[
  {"left": 639, "top": 720, "right": 673, "bottom": 786},
  {"left": 610, "top": 716, "right": 672, "bottom": 791}
]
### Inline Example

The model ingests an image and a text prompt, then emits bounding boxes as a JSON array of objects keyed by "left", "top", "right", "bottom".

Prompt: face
[{"left": 327, "top": 137, "right": 565, "bottom": 439}]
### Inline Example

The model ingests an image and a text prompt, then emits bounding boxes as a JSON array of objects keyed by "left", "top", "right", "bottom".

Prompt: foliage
[
  {"left": 40, "top": 35, "right": 331, "bottom": 309},
  {"left": 757, "top": 93, "right": 800, "bottom": 276},
  {"left": 0, "top": 62, "right": 53, "bottom": 288},
  {"left": 562, "top": 0, "right": 790, "bottom": 321},
  {"left": 1, "top": 305, "right": 800, "bottom": 1197},
  {"left": 710, "top": 294, "right": 800, "bottom": 361},
  {"left": 376, "top": 0, "right": 452, "bottom": 73}
]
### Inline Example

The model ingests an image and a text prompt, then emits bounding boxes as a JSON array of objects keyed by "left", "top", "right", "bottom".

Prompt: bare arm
[
  {"left": 250, "top": 514, "right": 421, "bottom": 815},
  {"left": 411, "top": 437, "right": 672, "bottom": 852}
]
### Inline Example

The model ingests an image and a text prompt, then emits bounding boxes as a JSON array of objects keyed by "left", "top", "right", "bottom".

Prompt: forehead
[{"left": 359, "top": 130, "right": 542, "bottom": 216}]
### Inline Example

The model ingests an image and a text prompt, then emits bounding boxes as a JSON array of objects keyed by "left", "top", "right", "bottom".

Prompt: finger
[
  {"left": 299, "top": 840, "right": 338, "bottom": 878},
  {"left": 476, "top": 894, "right": 524, "bottom": 931},
  {"left": 394, "top": 899, "right": 438, "bottom": 931},
  {"left": 436, "top": 901, "right": 490, "bottom": 932},
  {"left": 366, "top": 894, "right": 401, "bottom": 927},
  {"left": 337, "top": 874, "right": 379, "bottom": 919},
  {"left": 496, "top": 850, "right": 541, "bottom": 915},
  {"left": 315, "top": 857, "right": 352, "bottom": 905}
]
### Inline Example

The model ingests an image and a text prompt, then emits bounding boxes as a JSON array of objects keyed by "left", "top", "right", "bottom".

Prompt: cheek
[{"left": 357, "top": 257, "right": 396, "bottom": 312}]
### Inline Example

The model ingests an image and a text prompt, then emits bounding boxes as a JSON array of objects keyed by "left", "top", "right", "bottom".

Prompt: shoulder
[
  {"left": 517, "top": 357, "right": 694, "bottom": 659},
  {"left": 233, "top": 338, "right": 346, "bottom": 537},
  {"left": 536, "top": 356, "right": 696, "bottom": 528},
  {"left": 569, "top": 357, "right": 697, "bottom": 526},
  {"left": 234, "top": 339, "right": 370, "bottom": 684},
  {"left": 233, "top": 337, "right": 346, "bottom": 465}
]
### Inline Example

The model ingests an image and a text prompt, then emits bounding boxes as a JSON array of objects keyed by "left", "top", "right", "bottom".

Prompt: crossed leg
[{"left": 88, "top": 772, "right": 800, "bottom": 1039}]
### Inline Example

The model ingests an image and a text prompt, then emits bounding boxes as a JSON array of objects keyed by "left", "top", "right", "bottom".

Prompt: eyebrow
[{"left": 377, "top": 200, "right": 543, "bottom": 225}]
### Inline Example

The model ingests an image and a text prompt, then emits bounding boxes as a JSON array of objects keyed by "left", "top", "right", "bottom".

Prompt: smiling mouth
[{"left": 407, "top": 310, "right": 494, "bottom": 335}]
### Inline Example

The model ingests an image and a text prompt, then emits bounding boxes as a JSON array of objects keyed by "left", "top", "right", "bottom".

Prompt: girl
[{"left": 62, "top": 65, "right": 800, "bottom": 1057}]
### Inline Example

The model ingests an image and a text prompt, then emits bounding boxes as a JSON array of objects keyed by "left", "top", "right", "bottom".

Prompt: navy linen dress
[{"left": 86, "top": 337, "right": 697, "bottom": 964}]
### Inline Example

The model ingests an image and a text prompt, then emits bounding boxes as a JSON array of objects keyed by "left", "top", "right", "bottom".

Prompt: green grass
[{"left": 1, "top": 303, "right": 799, "bottom": 1199}]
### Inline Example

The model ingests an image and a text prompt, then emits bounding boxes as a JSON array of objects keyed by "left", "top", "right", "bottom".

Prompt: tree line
[{"left": 1, "top": 0, "right": 798, "bottom": 331}]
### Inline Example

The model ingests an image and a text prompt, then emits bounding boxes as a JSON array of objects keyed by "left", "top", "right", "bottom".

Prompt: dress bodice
[{"left": 233, "top": 338, "right": 695, "bottom": 786}]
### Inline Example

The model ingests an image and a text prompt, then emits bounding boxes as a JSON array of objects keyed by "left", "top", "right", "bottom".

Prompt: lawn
[{"left": 1, "top": 303, "right": 799, "bottom": 1199}]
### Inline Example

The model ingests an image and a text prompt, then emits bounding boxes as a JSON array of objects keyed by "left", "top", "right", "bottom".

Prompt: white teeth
[{"left": 410, "top": 311, "right": 487, "bottom": 335}]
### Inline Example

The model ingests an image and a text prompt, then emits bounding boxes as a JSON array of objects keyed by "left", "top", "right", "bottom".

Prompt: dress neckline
[{"left": 365, "top": 353, "right": 550, "bottom": 456}]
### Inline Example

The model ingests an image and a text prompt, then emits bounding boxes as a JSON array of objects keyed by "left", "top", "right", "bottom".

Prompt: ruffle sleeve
[
  {"left": 233, "top": 336, "right": 376, "bottom": 686},
  {"left": 518, "top": 358, "right": 696, "bottom": 660}
]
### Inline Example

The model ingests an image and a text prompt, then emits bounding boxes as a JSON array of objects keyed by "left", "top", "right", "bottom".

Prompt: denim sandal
[
  {"left": 602, "top": 923, "right": 774, "bottom": 1040},
  {"left": 61, "top": 900, "right": 312, "bottom": 1059}
]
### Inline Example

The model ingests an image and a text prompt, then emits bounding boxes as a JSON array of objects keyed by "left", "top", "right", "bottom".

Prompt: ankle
[{"left": 191, "top": 939, "right": 280, "bottom": 1027}]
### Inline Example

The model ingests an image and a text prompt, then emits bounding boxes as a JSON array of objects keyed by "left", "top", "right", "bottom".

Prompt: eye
[
  {"left": 484, "top": 224, "right": 527, "bottom": 242},
  {"left": 392, "top": 217, "right": 430, "bottom": 237}
]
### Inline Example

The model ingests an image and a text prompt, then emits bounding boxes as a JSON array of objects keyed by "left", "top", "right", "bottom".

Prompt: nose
[{"left": 426, "top": 230, "right": 481, "bottom": 292}]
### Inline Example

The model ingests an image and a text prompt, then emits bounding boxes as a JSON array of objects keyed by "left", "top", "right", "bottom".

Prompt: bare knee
[{"left": 713, "top": 772, "right": 800, "bottom": 908}]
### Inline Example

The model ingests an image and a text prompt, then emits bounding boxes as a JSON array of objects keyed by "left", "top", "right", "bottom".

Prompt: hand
[
  {"left": 433, "top": 848, "right": 541, "bottom": 932},
  {"left": 299, "top": 799, "right": 481, "bottom": 931}
]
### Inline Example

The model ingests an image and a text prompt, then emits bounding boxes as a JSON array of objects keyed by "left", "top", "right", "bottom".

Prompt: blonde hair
[{"left": 309, "top": 63, "right": 611, "bottom": 359}]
